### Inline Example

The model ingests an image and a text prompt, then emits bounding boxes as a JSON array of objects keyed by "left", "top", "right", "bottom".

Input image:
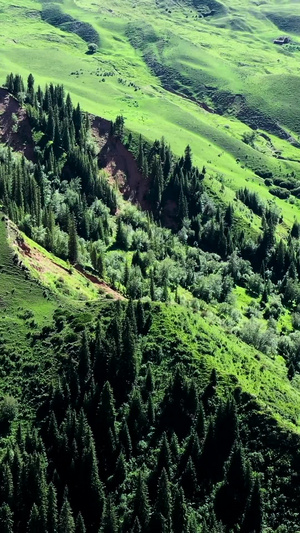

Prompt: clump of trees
[{"left": 0, "top": 299, "right": 298, "bottom": 532}]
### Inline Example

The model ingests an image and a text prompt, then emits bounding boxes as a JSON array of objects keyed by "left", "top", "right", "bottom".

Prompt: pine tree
[
  {"left": 155, "top": 469, "right": 172, "bottom": 531},
  {"left": 126, "top": 299, "right": 137, "bottom": 336},
  {"left": 0, "top": 503, "right": 14, "bottom": 533},
  {"left": 93, "top": 320, "right": 108, "bottom": 386},
  {"left": 147, "top": 394, "right": 155, "bottom": 427},
  {"left": 27, "top": 73, "right": 35, "bottom": 104},
  {"left": 133, "top": 470, "right": 150, "bottom": 531},
  {"left": 194, "top": 401, "right": 206, "bottom": 442},
  {"left": 127, "top": 388, "right": 145, "bottom": 450},
  {"left": 119, "top": 417, "right": 132, "bottom": 460},
  {"left": 214, "top": 441, "right": 252, "bottom": 529},
  {"left": 156, "top": 433, "right": 172, "bottom": 478},
  {"left": 136, "top": 299, "right": 145, "bottom": 334},
  {"left": 101, "top": 496, "right": 117, "bottom": 533},
  {"left": 75, "top": 513, "right": 86, "bottom": 533},
  {"left": 131, "top": 517, "right": 142, "bottom": 533},
  {"left": 112, "top": 451, "right": 127, "bottom": 488},
  {"left": 58, "top": 498, "right": 75, "bottom": 533},
  {"left": 181, "top": 457, "right": 198, "bottom": 500},
  {"left": 145, "top": 365, "right": 154, "bottom": 394},
  {"left": 27, "top": 504, "right": 40, "bottom": 533},
  {"left": 213, "top": 398, "right": 239, "bottom": 480},
  {"left": 119, "top": 318, "right": 137, "bottom": 398},
  {"left": 47, "top": 107, "right": 56, "bottom": 141},
  {"left": 78, "top": 329, "right": 91, "bottom": 387},
  {"left": 148, "top": 270, "right": 154, "bottom": 302},
  {"left": 183, "top": 145, "right": 192, "bottom": 173},
  {"left": 68, "top": 214, "right": 78, "bottom": 264},
  {"left": 81, "top": 431, "right": 105, "bottom": 531},
  {"left": 48, "top": 482, "right": 58, "bottom": 533},
  {"left": 172, "top": 487, "right": 187, "bottom": 533},
  {"left": 116, "top": 217, "right": 127, "bottom": 250},
  {"left": 241, "top": 477, "right": 263, "bottom": 533}
]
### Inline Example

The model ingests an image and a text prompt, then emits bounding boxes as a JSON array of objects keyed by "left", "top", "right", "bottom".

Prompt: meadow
[{"left": 0, "top": 0, "right": 300, "bottom": 232}]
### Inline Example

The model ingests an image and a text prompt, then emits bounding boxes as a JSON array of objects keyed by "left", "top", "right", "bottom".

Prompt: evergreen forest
[{"left": 1, "top": 71, "right": 300, "bottom": 533}]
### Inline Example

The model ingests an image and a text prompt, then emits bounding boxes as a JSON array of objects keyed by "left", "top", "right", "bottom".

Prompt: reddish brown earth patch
[
  {"left": 0, "top": 88, "right": 35, "bottom": 161},
  {"left": 91, "top": 116, "right": 151, "bottom": 211},
  {"left": 75, "top": 264, "right": 125, "bottom": 300},
  {"left": 13, "top": 230, "right": 124, "bottom": 300}
]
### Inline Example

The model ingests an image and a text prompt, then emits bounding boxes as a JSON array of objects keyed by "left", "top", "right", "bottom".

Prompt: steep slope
[
  {"left": 0, "top": 88, "right": 34, "bottom": 159},
  {"left": 1, "top": 0, "right": 300, "bottom": 231}
]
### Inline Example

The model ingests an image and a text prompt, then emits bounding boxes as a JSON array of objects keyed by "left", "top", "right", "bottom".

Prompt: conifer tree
[
  {"left": 214, "top": 441, "right": 252, "bottom": 529},
  {"left": 75, "top": 513, "right": 86, "bottom": 533},
  {"left": 150, "top": 269, "right": 155, "bottom": 301},
  {"left": 155, "top": 469, "right": 172, "bottom": 532},
  {"left": 183, "top": 145, "right": 192, "bottom": 173},
  {"left": 173, "top": 487, "right": 187, "bottom": 533},
  {"left": 126, "top": 299, "right": 137, "bottom": 336},
  {"left": 78, "top": 329, "right": 91, "bottom": 387},
  {"left": 156, "top": 433, "right": 172, "bottom": 478},
  {"left": 119, "top": 318, "right": 137, "bottom": 398},
  {"left": 131, "top": 517, "right": 142, "bottom": 533},
  {"left": 147, "top": 394, "right": 155, "bottom": 427},
  {"left": 241, "top": 477, "right": 263, "bottom": 533},
  {"left": 136, "top": 300, "right": 145, "bottom": 334},
  {"left": 101, "top": 496, "right": 118, "bottom": 533},
  {"left": 127, "top": 388, "right": 145, "bottom": 450},
  {"left": 47, "top": 107, "right": 55, "bottom": 141},
  {"left": 132, "top": 469, "right": 150, "bottom": 531},
  {"left": 48, "top": 482, "right": 58, "bottom": 533},
  {"left": 58, "top": 498, "right": 75, "bottom": 533},
  {"left": 27, "top": 504, "right": 41, "bottom": 533},
  {"left": 0, "top": 503, "right": 14, "bottom": 533},
  {"left": 68, "top": 214, "right": 78, "bottom": 264},
  {"left": 113, "top": 451, "right": 127, "bottom": 488},
  {"left": 81, "top": 431, "right": 105, "bottom": 531},
  {"left": 181, "top": 457, "right": 198, "bottom": 500},
  {"left": 119, "top": 417, "right": 132, "bottom": 460}
]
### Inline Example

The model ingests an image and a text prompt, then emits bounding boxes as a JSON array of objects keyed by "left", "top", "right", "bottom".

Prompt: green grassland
[
  {"left": 145, "top": 302, "right": 300, "bottom": 432},
  {"left": 0, "top": 214, "right": 58, "bottom": 416},
  {"left": 1, "top": 0, "right": 300, "bottom": 232}
]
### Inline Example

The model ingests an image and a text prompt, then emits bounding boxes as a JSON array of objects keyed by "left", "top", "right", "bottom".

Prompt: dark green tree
[
  {"left": 58, "top": 498, "right": 75, "bottom": 533},
  {"left": 68, "top": 214, "right": 78, "bottom": 264},
  {"left": 0, "top": 503, "right": 14, "bottom": 533}
]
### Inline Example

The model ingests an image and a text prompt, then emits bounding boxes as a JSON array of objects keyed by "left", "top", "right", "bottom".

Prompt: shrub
[
  {"left": 269, "top": 187, "right": 290, "bottom": 200},
  {"left": 88, "top": 43, "right": 98, "bottom": 54},
  {"left": 239, "top": 319, "right": 277, "bottom": 355},
  {"left": 0, "top": 396, "right": 18, "bottom": 428}
]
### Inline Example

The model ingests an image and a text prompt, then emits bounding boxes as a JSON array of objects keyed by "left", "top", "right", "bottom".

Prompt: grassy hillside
[
  {"left": 0, "top": 214, "right": 58, "bottom": 417},
  {"left": 2, "top": 2, "right": 300, "bottom": 529},
  {"left": 1, "top": 207, "right": 300, "bottom": 434},
  {"left": 1, "top": 0, "right": 300, "bottom": 232}
]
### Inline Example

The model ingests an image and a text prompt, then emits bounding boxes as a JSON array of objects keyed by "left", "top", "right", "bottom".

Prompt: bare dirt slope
[
  {"left": 0, "top": 89, "right": 148, "bottom": 211},
  {"left": 91, "top": 116, "right": 151, "bottom": 210},
  {"left": 0, "top": 88, "right": 35, "bottom": 160},
  {"left": 6, "top": 218, "right": 124, "bottom": 301}
]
